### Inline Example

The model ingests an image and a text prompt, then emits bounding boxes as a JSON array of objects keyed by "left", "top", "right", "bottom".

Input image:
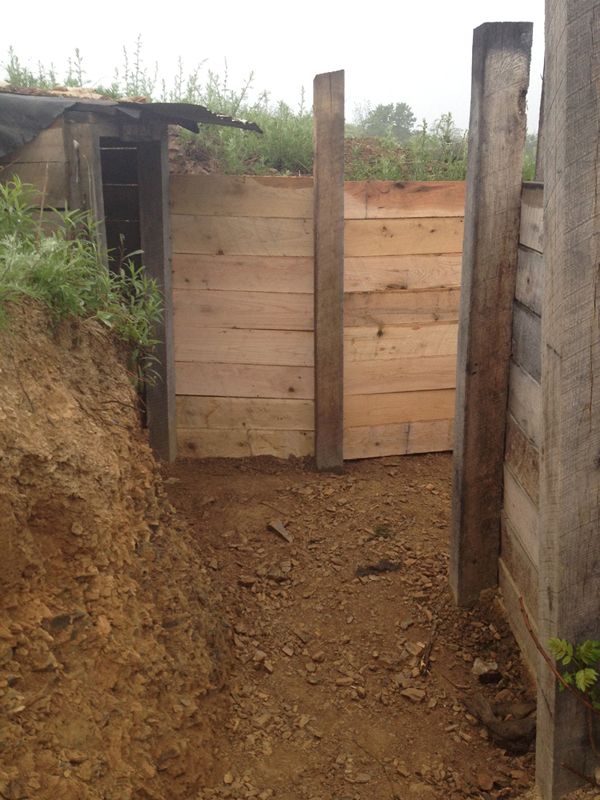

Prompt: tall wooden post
[
  {"left": 313, "top": 70, "right": 345, "bottom": 473},
  {"left": 450, "top": 22, "right": 532, "bottom": 606},
  {"left": 537, "top": 2, "right": 600, "bottom": 796},
  {"left": 137, "top": 127, "right": 177, "bottom": 462}
]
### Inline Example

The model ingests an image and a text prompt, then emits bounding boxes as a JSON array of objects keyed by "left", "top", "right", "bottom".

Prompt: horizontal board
[
  {"left": 507, "top": 358, "right": 541, "bottom": 449},
  {"left": 343, "top": 418, "right": 454, "bottom": 460},
  {"left": 344, "top": 288, "right": 460, "bottom": 326},
  {"left": 511, "top": 300, "right": 541, "bottom": 382},
  {"left": 0, "top": 161, "right": 68, "bottom": 208},
  {"left": 501, "top": 513, "right": 538, "bottom": 621},
  {"left": 175, "top": 362, "right": 314, "bottom": 399},
  {"left": 344, "top": 181, "right": 466, "bottom": 219},
  {"left": 170, "top": 174, "right": 314, "bottom": 217},
  {"left": 515, "top": 246, "right": 542, "bottom": 316},
  {"left": 345, "top": 217, "right": 464, "bottom": 257},
  {"left": 177, "top": 396, "right": 314, "bottom": 430},
  {"left": 344, "top": 354, "right": 457, "bottom": 395},
  {"left": 344, "top": 322, "right": 458, "bottom": 360},
  {"left": 344, "top": 254, "right": 462, "bottom": 293},
  {"left": 520, "top": 184, "right": 543, "bottom": 253},
  {"left": 172, "top": 254, "right": 314, "bottom": 293},
  {"left": 0, "top": 120, "right": 65, "bottom": 164},
  {"left": 173, "top": 289, "right": 313, "bottom": 331},
  {"left": 504, "top": 412, "right": 540, "bottom": 507},
  {"left": 503, "top": 464, "right": 539, "bottom": 567},
  {"left": 344, "top": 389, "right": 455, "bottom": 428},
  {"left": 178, "top": 427, "right": 314, "bottom": 459},
  {"left": 174, "top": 328, "right": 313, "bottom": 366},
  {"left": 498, "top": 559, "right": 538, "bottom": 680},
  {"left": 171, "top": 215, "right": 313, "bottom": 257}
]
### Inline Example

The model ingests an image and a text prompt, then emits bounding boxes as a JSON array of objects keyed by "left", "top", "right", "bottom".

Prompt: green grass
[{"left": 0, "top": 178, "right": 164, "bottom": 386}]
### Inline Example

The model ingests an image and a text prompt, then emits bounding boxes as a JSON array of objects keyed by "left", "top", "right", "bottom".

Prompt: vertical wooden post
[
  {"left": 537, "top": 2, "right": 600, "bottom": 796},
  {"left": 137, "top": 127, "right": 177, "bottom": 462},
  {"left": 450, "top": 23, "right": 532, "bottom": 606},
  {"left": 313, "top": 70, "right": 345, "bottom": 473}
]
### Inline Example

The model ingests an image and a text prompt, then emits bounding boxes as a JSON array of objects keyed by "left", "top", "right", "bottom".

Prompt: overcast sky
[{"left": 2, "top": 0, "right": 544, "bottom": 133}]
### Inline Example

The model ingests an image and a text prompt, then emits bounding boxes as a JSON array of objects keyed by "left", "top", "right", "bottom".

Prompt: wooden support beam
[
  {"left": 450, "top": 23, "right": 532, "bottom": 606},
  {"left": 537, "top": 2, "right": 600, "bottom": 796},
  {"left": 137, "top": 128, "right": 177, "bottom": 462},
  {"left": 313, "top": 70, "right": 345, "bottom": 472}
]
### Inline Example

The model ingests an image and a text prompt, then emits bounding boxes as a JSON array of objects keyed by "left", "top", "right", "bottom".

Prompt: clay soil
[{"left": 162, "top": 454, "right": 538, "bottom": 800}]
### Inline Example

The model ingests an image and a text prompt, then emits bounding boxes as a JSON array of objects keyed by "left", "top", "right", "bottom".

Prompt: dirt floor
[{"left": 162, "top": 453, "right": 540, "bottom": 800}]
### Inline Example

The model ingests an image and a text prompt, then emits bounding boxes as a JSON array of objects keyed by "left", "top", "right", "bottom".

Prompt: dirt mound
[{"left": 0, "top": 304, "right": 230, "bottom": 799}]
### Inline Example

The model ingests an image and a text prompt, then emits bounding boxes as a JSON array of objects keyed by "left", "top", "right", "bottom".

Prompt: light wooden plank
[
  {"left": 344, "top": 181, "right": 466, "bottom": 219},
  {"left": 0, "top": 161, "right": 68, "bottom": 208},
  {"left": 344, "top": 254, "right": 462, "bottom": 293},
  {"left": 537, "top": 4, "right": 600, "bottom": 793},
  {"left": 519, "top": 183, "right": 543, "bottom": 253},
  {"left": 344, "top": 288, "right": 460, "bottom": 326},
  {"left": 171, "top": 214, "right": 313, "bottom": 256},
  {"left": 313, "top": 70, "right": 345, "bottom": 473},
  {"left": 344, "top": 322, "right": 458, "bottom": 361},
  {"left": 344, "top": 217, "right": 464, "bottom": 257},
  {"left": 173, "top": 289, "right": 313, "bottom": 331},
  {"left": 515, "top": 246, "right": 543, "bottom": 316},
  {"left": 344, "top": 354, "right": 457, "bottom": 396},
  {"left": 175, "top": 362, "right": 314, "bottom": 399},
  {"left": 497, "top": 560, "right": 538, "bottom": 682},
  {"left": 503, "top": 464, "right": 539, "bottom": 567},
  {"left": 511, "top": 300, "right": 541, "bottom": 382},
  {"left": 178, "top": 427, "right": 314, "bottom": 459},
  {"left": 504, "top": 412, "right": 539, "bottom": 507},
  {"left": 450, "top": 22, "right": 532, "bottom": 607},
  {"left": 174, "top": 328, "right": 313, "bottom": 366},
  {"left": 170, "top": 174, "right": 314, "bottom": 218},
  {"left": 344, "top": 389, "right": 455, "bottom": 428},
  {"left": 176, "top": 396, "right": 314, "bottom": 431},
  {"left": 343, "top": 418, "right": 453, "bottom": 460},
  {"left": 507, "top": 358, "right": 541, "bottom": 450},
  {"left": 500, "top": 513, "right": 538, "bottom": 623},
  {"left": 172, "top": 254, "right": 314, "bottom": 293},
  {"left": 0, "top": 120, "right": 64, "bottom": 164}
]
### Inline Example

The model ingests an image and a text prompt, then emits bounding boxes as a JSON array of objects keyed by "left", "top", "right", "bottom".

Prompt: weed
[{"left": 548, "top": 637, "right": 600, "bottom": 708}]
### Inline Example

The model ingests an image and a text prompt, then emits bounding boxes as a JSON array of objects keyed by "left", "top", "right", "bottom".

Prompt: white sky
[{"left": 2, "top": 0, "right": 544, "bottom": 133}]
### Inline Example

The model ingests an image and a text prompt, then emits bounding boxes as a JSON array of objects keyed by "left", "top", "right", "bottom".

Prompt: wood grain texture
[
  {"left": 344, "top": 322, "right": 458, "bottom": 361},
  {"left": 343, "top": 418, "right": 453, "bottom": 460},
  {"left": 313, "top": 70, "right": 345, "bottom": 472},
  {"left": 504, "top": 412, "right": 540, "bottom": 506},
  {"left": 172, "top": 254, "right": 314, "bottom": 293},
  {"left": 500, "top": 513, "right": 539, "bottom": 622},
  {"left": 503, "top": 464, "right": 539, "bottom": 567},
  {"left": 511, "top": 300, "right": 541, "bottom": 382},
  {"left": 0, "top": 161, "right": 68, "bottom": 208},
  {"left": 170, "top": 174, "right": 314, "bottom": 217},
  {"left": 450, "top": 22, "right": 533, "bottom": 607},
  {"left": 519, "top": 182, "right": 544, "bottom": 253},
  {"left": 0, "top": 119, "right": 65, "bottom": 164},
  {"left": 497, "top": 559, "right": 539, "bottom": 681},
  {"left": 176, "top": 396, "right": 314, "bottom": 430},
  {"left": 344, "top": 254, "right": 462, "bottom": 293},
  {"left": 508, "top": 357, "right": 541, "bottom": 450},
  {"left": 344, "top": 288, "right": 460, "bottom": 326},
  {"left": 515, "top": 246, "right": 543, "bottom": 316},
  {"left": 344, "top": 217, "right": 464, "bottom": 257},
  {"left": 173, "top": 289, "right": 313, "bottom": 331},
  {"left": 537, "top": 3, "right": 600, "bottom": 795},
  {"left": 344, "top": 181, "right": 466, "bottom": 219},
  {"left": 344, "top": 354, "right": 457, "bottom": 396},
  {"left": 174, "top": 327, "right": 313, "bottom": 366},
  {"left": 344, "top": 389, "right": 455, "bottom": 428},
  {"left": 172, "top": 214, "right": 313, "bottom": 256},
  {"left": 178, "top": 427, "right": 314, "bottom": 459},
  {"left": 175, "top": 362, "right": 314, "bottom": 399}
]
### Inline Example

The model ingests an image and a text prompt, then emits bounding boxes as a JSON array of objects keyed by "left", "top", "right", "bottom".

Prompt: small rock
[
  {"left": 267, "top": 520, "right": 293, "bottom": 543},
  {"left": 282, "top": 645, "right": 294, "bottom": 657},
  {"left": 400, "top": 688, "right": 426, "bottom": 703},
  {"left": 478, "top": 773, "right": 494, "bottom": 791},
  {"left": 355, "top": 773, "right": 372, "bottom": 783},
  {"left": 336, "top": 677, "right": 354, "bottom": 686},
  {"left": 224, "top": 773, "right": 234, "bottom": 785}
]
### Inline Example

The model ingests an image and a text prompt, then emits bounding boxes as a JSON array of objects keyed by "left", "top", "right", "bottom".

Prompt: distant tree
[{"left": 353, "top": 101, "right": 417, "bottom": 144}]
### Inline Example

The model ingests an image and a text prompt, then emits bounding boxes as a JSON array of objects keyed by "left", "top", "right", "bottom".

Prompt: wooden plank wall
[
  {"left": 500, "top": 182, "right": 543, "bottom": 677},
  {"left": 171, "top": 175, "right": 464, "bottom": 460}
]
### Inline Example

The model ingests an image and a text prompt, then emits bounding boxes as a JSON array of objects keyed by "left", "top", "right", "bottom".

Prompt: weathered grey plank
[
  {"left": 508, "top": 358, "right": 541, "bottom": 450},
  {"left": 450, "top": 22, "right": 533, "bottom": 606},
  {"left": 498, "top": 559, "right": 539, "bottom": 680},
  {"left": 515, "top": 245, "right": 543, "bottom": 316},
  {"left": 501, "top": 512, "right": 539, "bottom": 624},
  {"left": 504, "top": 412, "right": 540, "bottom": 507},
  {"left": 511, "top": 300, "right": 541, "bottom": 382}
]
